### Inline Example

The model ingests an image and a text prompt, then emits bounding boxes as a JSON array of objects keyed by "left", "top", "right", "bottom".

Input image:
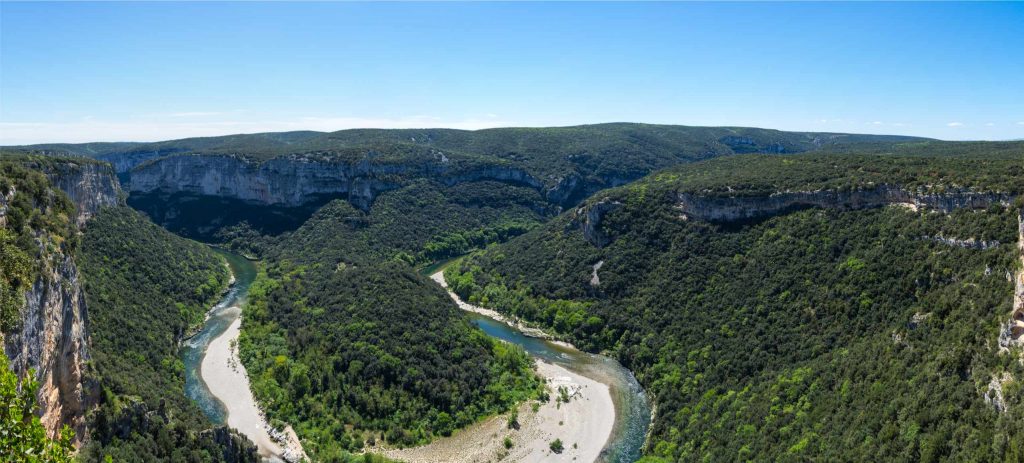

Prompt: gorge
[{"left": 2, "top": 127, "right": 1023, "bottom": 463}]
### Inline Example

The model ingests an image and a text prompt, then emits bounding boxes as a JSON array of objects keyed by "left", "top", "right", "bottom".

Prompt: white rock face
[
  {"left": 4, "top": 252, "right": 94, "bottom": 441},
  {"left": 43, "top": 162, "right": 121, "bottom": 226},
  {"left": 1, "top": 161, "right": 120, "bottom": 442},
  {"left": 674, "top": 185, "right": 1013, "bottom": 223},
  {"left": 575, "top": 185, "right": 1016, "bottom": 247},
  {"left": 129, "top": 154, "right": 554, "bottom": 210}
]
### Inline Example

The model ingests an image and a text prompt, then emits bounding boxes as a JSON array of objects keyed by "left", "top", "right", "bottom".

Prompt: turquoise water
[
  {"left": 181, "top": 249, "right": 258, "bottom": 425},
  {"left": 183, "top": 250, "right": 650, "bottom": 462},
  {"left": 469, "top": 312, "right": 651, "bottom": 463}
]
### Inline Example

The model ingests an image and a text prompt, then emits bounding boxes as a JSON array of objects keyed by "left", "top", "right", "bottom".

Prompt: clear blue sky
[{"left": 1, "top": 2, "right": 1022, "bottom": 144}]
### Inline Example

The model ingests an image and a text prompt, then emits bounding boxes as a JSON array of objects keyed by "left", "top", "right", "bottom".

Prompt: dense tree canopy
[
  {"left": 448, "top": 150, "right": 1024, "bottom": 461},
  {"left": 238, "top": 180, "right": 546, "bottom": 461},
  {"left": 78, "top": 207, "right": 255, "bottom": 462}
]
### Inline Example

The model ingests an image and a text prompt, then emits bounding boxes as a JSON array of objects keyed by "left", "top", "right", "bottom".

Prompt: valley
[
  {"left": 184, "top": 250, "right": 305, "bottom": 462},
  {"left": 3, "top": 2, "right": 1021, "bottom": 462},
  {"left": 2, "top": 127, "right": 1022, "bottom": 463}
]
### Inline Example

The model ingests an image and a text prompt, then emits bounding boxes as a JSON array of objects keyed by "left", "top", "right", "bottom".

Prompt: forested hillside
[
  {"left": 260, "top": 179, "right": 549, "bottom": 265},
  {"left": 8, "top": 132, "right": 1020, "bottom": 462},
  {"left": 16, "top": 123, "right": 926, "bottom": 168},
  {"left": 447, "top": 148, "right": 1024, "bottom": 461},
  {"left": 21, "top": 124, "right": 927, "bottom": 223},
  {"left": 237, "top": 179, "right": 545, "bottom": 460},
  {"left": 78, "top": 207, "right": 255, "bottom": 462}
]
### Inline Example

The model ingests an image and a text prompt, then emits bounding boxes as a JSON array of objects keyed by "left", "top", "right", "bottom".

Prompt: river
[
  {"left": 182, "top": 249, "right": 304, "bottom": 462},
  {"left": 183, "top": 250, "right": 650, "bottom": 462},
  {"left": 467, "top": 312, "right": 650, "bottom": 462},
  {"left": 182, "top": 249, "right": 256, "bottom": 426}
]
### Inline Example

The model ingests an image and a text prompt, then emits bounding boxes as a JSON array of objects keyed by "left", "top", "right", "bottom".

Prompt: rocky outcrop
[
  {"left": 3, "top": 247, "right": 95, "bottom": 442},
  {"left": 129, "top": 154, "right": 551, "bottom": 211},
  {"left": 442, "top": 164, "right": 544, "bottom": 191},
  {"left": 547, "top": 173, "right": 635, "bottom": 208},
  {"left": 930, "top": 236, "right": 1001, "bottom": 250},
  {"left": 985, "top": 372, "right": 1014, "bottom": 413},
  {"left": 573, "top": 200, "right": 622, "bottom": 248},
  {"left": 42, "top": 162, "right": 122, "bottom": 226},
  {"left": 590, "top": 260, "right": 604, "bottom": 287},
  {"left": 1, "top": 160, "right": 120, "bottom": 443},
  {"left": 718, "top": 136, "right": 789, "bottom": 154},
  {"left": 674, "top": 185, "right": 1012, "bottom": 223},
  {"left": 1000, "top": 208, "right": 1024, "bottom": 351},
  {"left": 200, "top": 426, "right": 260, "bottom": 463},
  {"left": 576, "top": 185, "right": 1015, "bottom": 247}
]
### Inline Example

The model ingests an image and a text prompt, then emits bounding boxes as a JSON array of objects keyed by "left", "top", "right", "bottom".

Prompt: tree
[
  {"left": 0, "top": 355, "right": 75, "bottom": 462},
  {"left": 549, "top": 438, "right": 564, "bottom": 454}
]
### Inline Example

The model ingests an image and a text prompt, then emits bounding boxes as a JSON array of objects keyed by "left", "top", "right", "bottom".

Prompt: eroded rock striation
[
  {"left": 576, "top": 185, "right": 1015, "bottom": 247},
  {"left": 4, "top": 250, "right": 95, "bottom": 441},
  {"left": 129, "top": 154, "right": 555, "bottom": 210},
  {"left": 42, "top": 162, "right": 122, "bottom": 226},
  {"left": 2, "top": 161, "right": 120, "bottom": 442},
  {"left": 673, "top": 185, "right": 1012, "bottom": 223}
]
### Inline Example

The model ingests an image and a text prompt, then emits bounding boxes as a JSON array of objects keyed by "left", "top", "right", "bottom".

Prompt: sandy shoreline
[
  {"left": 200, "top": 305, "right": 306, "bottom": 462},
  {"left": 379, "top": 360, "right": 614, "bottom": 463},
  {"left": 378, "top": 271, "right": 616, "bottom": 462}
]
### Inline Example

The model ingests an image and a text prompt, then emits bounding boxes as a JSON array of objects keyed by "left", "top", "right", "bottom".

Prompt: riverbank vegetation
[
  {"left": 78, "top": 207, "right": 255, "bottom": 462},
  {"left": 448, "top": 150, "right": 1024, "bottom": 461},
  {"left": 234, "top": 180, "right": 549, "bottom": 460},
  {"left": 239, "top": 263, "right": 541, "bottom": 460}
]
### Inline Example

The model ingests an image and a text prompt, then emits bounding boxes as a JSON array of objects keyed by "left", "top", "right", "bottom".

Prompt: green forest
[
  {"left": 446, "top": 151, "right": 1024, "bottom": 461},
  {"left": 237, "top": 179, "right": 550, "bottom": 460},
  {"left": 77, "top": 207, "right": 255, "bottom": 462},
  {"left": 3, "top": 132, "right": 1022, "bottom": 463}
]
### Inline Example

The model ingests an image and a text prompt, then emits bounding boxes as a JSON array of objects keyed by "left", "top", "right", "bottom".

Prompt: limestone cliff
[
  {"left": 41, "top": 161, "right": 122, "bottom": 226},
  {"left": 573, "top": 200, "right": 623, "bottom": 248},
  {"left": 128, "top": 153, "right": 633, "bottom": 211},
  {"left": 673, "top": 185, "right": 1012, "bottom": 223},
  {"left": 576, "top": 185, "right": 1014, "bottom": 247},
  {"left": 4, "top": 248, "right": 95, "bottom": 441},
  {"left": 2, "top": 160, "right": 120, "bottom": 443},
  {"left": 129, "top": 154, "right": 546, "bottom": 210},
  {"left": 999, "top": 207, "right": 1024, "bottom": 351}
]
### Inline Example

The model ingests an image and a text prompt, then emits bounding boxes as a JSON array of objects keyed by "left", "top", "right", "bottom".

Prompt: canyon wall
[
  {"left": 42, "top": 162, "right": 122, "bottom": 226},
  {"left": 2, "top": 161, "right": 121, "bottom": 442},
  {"left": 128, "top": 154, "right": 595, "bottom": 210},
  {"left": 577, "top": 185, "right": 1015, "bottom": 247},
  {"left": 4, "top": 249, "right": 95, "bottom": 441},
  {"left": 673, "top": 186, "right": 1012, "bottom": 223},
  {"left": 127, "top": 153, "right": 644, "bottom": 211}
]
